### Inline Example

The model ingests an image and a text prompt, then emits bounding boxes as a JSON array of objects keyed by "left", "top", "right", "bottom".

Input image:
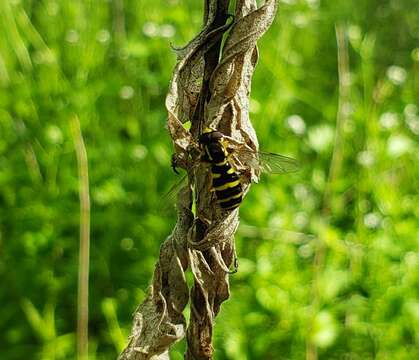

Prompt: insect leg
[{"left": 171, "top": 154, "right": 179, "bottom": 174}]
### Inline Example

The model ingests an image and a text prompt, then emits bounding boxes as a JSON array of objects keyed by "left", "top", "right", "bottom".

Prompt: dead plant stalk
[{"left": 119, "top": 1, "right": 279, "bottom": 359}]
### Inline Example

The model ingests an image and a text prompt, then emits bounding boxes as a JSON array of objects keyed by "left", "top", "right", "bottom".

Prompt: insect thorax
[
  {"left": 198, "top": 130, "right": 227, "bottom": 163},
  {"left": 205, "top": 142, "right": 226, "bottom": 163}
]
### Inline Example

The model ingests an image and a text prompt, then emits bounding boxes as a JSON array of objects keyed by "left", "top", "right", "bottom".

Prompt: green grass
[{"left": 0, "top": 0, "right": 418, "bottom": 359}]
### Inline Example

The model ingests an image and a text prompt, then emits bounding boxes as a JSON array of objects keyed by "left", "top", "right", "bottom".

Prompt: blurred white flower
[
  {"left": 406, "top": 116, "right": 419, "bottom": 135},
  {"left": 142, "top": 22, "right": 159, "bottom": 37},
  {"left": 160, "top": 24, "right": 175, "bottom": 38},
  {"left": 306, "top": 0, "right": 319, "bottom": 9},
  {"left": 293, "top": 212, "right": 308, "bottom": 229},
  {"left": 312, "top": 311, "right": 338, "bottom": 348},
  {"left": 119, "top": 85, "right": 134, "bottom": 100},
  {"left": 287, "top": 51, "right": 303, "bottom": 66},
  {"left": 387, "top": 134, "right": 413, "bottom": 157},
  {"left": 287, "top": 114, "right": 306, "bottom": 135},
  {"left": 379, "top": 112, "right": 398, "bottom": 129},
  {"left": 143, "top": 22, "right": 175, "bottom": 38},
  {"left": 357, "top": 150, "right": 375, "bottom": 167},
  {"left": 132, "top": 145, "right": 148, "bottom": 160},
  {"left": 268, "top": 214, "right": 284, "bottom": 229},
  {"left": 97, "top": 29, "right": 110, "bottom": 44},
  {"left": 308, "top": 124, "right": 334, "bottom": 152},
  {"left": 386, "top": 65, "right": 407, "bottom": 85},
  {"left": 404, "top": 104, "right": 417, "bottom": 117},
  {"left": 293, "top": 183, "right": 309, "bottom": 201},
  {"left": 257, "top": 257, "right": 272, "bottom": 275},
  {"left": 45, "top": 125, "right": 63, "bottom": 145},
  {"left": 364, "top": 212, "right": 381, "bottom": 229},
  {"left": 65, "top": 29, "right": 79, "bottom": 43},
  {"left": 293, "top": 13, "right": 309, "bottom": 28}
]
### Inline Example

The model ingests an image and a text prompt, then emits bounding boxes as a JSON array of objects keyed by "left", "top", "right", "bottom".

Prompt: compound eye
[{"left": 211, "top": 131, "right": 223, "bottom": 141}]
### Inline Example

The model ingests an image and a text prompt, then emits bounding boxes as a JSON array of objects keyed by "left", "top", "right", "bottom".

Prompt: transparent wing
[
  {"left": 159, "top": 174, "right": 188, "bottom": 210},
  {"left": 258, "top": 151, "right": 300, "bottom": 174},
  {"left": 239, "top": 149, "right": 300, "bottom": 174}
]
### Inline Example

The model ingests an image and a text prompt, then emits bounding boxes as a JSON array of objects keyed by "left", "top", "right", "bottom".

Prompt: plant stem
[
  {"left": 71, "top": 115, "right": 91, "bottom": 360},
  {"left": 306, "top": 23, "right": 350, "bottom": 360}
]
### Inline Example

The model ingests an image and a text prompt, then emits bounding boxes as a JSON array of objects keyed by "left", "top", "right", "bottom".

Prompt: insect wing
[
  {"left": 258, "top": 151, "right": 300, "bottom": 174},
  {"left": 159, "top": 174, "right": 188, "bottom": 210},
  {"left": 239, "top": 149, "right": 299, "bottom": 174}
]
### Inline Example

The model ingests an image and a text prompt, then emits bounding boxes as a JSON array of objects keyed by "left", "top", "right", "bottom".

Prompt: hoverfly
[{"left": 165, "top": 128, "right": 299, "bottom": 211}]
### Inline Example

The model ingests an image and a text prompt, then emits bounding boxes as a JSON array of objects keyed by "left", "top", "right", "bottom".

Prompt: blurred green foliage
[{"left": 1, "top": 0, "right": 418, "bottom": 359}]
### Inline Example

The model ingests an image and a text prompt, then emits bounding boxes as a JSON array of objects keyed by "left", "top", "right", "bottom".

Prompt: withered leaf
[{"left": 119, "top": 2, "right": 279, "bottom": 359}]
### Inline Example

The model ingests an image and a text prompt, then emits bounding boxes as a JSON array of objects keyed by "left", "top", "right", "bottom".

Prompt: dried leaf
[
  {"left": 119, "top": 1, "right": 279, "bottom": 359},
  {"left": 118, "top": 199, "right": 193, "bottom": 360}
]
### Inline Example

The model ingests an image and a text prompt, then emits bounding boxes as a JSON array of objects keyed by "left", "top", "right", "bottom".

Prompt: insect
[
  {"left": 165, "top": 128, "right": 299, "bottom": 211},
  {"left": 198, "top": 129, "right": 244, "bottom": 210}
]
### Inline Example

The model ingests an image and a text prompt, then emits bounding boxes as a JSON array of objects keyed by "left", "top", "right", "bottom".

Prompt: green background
[{"left": 1, "top": 0, "right": 418, "bottom": 359}]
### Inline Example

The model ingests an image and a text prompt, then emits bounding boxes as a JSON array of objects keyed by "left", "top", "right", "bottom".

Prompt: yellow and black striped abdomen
[{"left": 211, "top": 162, "right": 243, "bottom": 210}]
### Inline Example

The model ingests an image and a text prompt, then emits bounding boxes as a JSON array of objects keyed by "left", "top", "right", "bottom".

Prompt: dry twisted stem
[{"left": 118, "top": 1, "right": 278, "bottom": 359}]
